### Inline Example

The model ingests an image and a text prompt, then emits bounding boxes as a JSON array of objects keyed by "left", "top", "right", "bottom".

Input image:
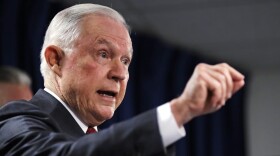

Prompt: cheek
[
  {"left": 116, "top": 80, "right": 128, "bottom": 107},
  {"left": 63, "top": 60, "right": 99, "bottom": 84},
  {"left": 63, "top": 53, "right": 93, "bottom": 75}
]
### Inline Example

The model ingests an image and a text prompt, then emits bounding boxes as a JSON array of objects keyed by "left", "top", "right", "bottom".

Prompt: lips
[{"left": 97, "top": 90, "right": 117, "bottom": 98}]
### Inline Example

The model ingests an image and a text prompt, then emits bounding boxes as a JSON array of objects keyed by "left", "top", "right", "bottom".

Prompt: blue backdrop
[{"left": 0, "top": 1, "right": 247, "bottom": 155}]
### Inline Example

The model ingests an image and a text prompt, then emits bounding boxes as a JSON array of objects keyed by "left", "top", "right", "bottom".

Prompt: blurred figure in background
[{"left": 0, "top": 66, "right": 33, "bottom": 106}]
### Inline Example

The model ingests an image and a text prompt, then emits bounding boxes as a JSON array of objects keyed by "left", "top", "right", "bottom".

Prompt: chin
[
  {"left": 100, "top": 109, "right": 115, "bottom": 120},
  {"left": 91, "top": 108, "right": 115, "bottom": 124}
]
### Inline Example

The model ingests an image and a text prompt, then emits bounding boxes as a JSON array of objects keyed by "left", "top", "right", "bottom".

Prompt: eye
[
  {"left": 121, "top": 57, "right": 131, "bottom": 66},
  {"left": 94, "top": 50, "right": 111, "bottom": 65},
  {"left": 99, "top": 50, "right": 108, "bottom": 59}
]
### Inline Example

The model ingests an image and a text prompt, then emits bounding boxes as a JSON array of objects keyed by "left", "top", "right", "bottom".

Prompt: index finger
[
  {"left": 223, "top": 64, "right": 245, "bottom": 93},
  {"left": 224, "top": 64, "right": 245, "bottom": 81}
]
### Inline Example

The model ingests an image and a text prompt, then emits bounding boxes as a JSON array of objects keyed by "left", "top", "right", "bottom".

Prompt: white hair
[{"left": 40, "top": 3, "right": 130, "bottom": 79}]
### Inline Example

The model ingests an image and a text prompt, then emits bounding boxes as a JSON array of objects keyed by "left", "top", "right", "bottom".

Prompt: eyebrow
[
  {"left": 95, "top": 38, "right": 133, "bottom": 54},
  {"left": 96, "top": 38, "right": 111, "bottom": 46},
  {"left": 95, "top": 38, "right": 117, "bottom": 52}
]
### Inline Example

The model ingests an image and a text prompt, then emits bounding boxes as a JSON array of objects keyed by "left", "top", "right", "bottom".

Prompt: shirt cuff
[{"left": 157, "top": 102, "right": 186, "bottom": 147}]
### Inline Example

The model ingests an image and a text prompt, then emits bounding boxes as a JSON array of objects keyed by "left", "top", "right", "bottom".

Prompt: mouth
[{"left": 97, "top": 90, "right": 117, "bottom": 98}]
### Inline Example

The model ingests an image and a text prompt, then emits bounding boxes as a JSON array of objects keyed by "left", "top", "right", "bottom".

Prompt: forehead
[{"left": 79, "top": 14, "right": 132, "bottom": 52}]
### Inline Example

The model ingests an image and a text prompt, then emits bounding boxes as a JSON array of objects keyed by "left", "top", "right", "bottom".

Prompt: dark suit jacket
[{"left": 0, "top": 89, "right": 174, "bottom": 156}]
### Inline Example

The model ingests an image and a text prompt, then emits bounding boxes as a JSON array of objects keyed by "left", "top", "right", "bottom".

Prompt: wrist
[{"left": 170, "top": 98, "right": 193, "bottom": 127}]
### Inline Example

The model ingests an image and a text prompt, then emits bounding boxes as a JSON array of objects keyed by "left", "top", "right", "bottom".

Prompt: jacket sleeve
[{"left": 0, "top": 102, "right": 172, "bottom": 156}]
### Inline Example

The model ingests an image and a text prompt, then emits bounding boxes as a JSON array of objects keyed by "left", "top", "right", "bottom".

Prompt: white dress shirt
[{"left": 44, "top": 88, "right": 185, "bottom": 147}]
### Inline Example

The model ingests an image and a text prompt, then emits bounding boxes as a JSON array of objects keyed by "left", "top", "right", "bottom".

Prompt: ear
[{"left": 44, "top": 45, "right": 65, "bottom": 77}]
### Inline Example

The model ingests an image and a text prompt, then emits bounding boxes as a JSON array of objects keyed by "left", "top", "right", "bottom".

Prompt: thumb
[{"left": 233, "top": 79, "right": 245, "bottom": 94}]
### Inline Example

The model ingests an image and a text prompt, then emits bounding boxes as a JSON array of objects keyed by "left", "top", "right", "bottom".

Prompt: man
[
  {"left": 0, "top": 4, "right": 245, "bottom": 155},
  {"left": 0, "top": 66, "right": 33, "bottom": 106}
]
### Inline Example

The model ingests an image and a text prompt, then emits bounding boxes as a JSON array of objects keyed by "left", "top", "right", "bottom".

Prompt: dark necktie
[{"left": 86, "top": 126, "right": 97, "bottom": 134}]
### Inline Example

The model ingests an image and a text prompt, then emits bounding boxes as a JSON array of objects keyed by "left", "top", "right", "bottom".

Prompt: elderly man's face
[{"left": 60, "top": 15, "right": 132, "bottom": 126}]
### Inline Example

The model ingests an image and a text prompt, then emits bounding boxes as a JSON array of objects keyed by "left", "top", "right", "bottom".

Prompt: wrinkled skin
[{"left": 45, "top": 15, "right": 132, "bottom": 126}]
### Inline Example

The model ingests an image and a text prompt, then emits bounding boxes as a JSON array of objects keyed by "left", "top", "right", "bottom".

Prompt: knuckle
[
  {"left": 218, "top": 74, "right": 226, "bottom": 81},
  {"left": 196, "top": 63, "right": 207, "bottom": 71},
  {"left": 219, "top": 66, "right": 229, "bottom": 76},
  {"left": 220, "top": 62, "right": 229, "bottom": 67}
]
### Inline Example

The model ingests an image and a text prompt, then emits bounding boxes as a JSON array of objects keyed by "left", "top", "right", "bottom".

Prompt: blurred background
[{"left": 0, "top": 0, "right": 279, "bottom": 156}]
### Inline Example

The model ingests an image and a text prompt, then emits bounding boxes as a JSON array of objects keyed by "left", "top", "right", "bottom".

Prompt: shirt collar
[{"left": 44, "top": 88, "right": 97, "bottom": 133}]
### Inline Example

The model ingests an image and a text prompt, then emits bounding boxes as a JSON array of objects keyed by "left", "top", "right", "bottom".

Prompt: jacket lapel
[{"left": 30, "top": 89, "right": 84, "bottom": 138}]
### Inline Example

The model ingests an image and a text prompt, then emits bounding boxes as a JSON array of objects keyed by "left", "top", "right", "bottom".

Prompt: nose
[{"left": 108, "top": 60, "right": 128, "bottom": 82}]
